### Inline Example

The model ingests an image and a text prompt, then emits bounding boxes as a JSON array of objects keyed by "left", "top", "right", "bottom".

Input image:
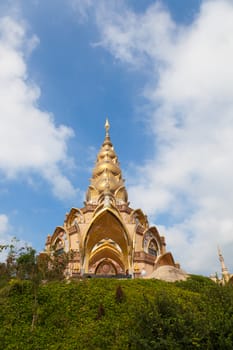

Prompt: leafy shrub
[{"left": 0, "top": 278, "right": 233, "bottom": 349}]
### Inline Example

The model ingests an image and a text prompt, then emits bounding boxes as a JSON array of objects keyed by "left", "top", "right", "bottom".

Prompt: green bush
[{"left": 0, "top": 277, "right": 233, "bottom": 349}]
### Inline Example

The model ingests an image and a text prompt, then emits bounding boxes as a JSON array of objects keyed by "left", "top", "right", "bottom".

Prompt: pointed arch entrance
[
  {"left": 95, "top": 259, "right": 117, "bottom": 275},
  {"left": 83, "top": 208, "right": 131, "bottom": 275}
]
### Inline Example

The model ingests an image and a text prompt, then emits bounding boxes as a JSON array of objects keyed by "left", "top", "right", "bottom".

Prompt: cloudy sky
[{"left": 0, "top": 0, "right": 233, "bottom": 276}]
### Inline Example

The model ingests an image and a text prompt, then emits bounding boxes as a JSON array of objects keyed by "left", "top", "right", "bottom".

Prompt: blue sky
[{"left": 1, "top": 0, "right": 233, "bottom": 276}]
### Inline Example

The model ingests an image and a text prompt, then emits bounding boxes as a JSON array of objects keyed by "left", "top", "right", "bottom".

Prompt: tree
[
  {"left": 44, "top": 250, "right": 69, "bottom": 281},
  {"left": 0, "top": 238, "right": 21, "bottom": 281},
  {"left": 16, "top": 247, "right": 37, "bottom": 280}
]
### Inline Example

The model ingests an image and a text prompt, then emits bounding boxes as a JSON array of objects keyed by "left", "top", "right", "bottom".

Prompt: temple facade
[{"left": 44, "top": 120, "right": 185, "bottom": 279}]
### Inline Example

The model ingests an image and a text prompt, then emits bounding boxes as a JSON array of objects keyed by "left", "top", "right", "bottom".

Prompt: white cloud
[
  {"left": 0, "top": 214, "right": 10, "bottom": 236},
  {"left": 0, "top": 16, "right": 76, "bottom": 200},
  {"left": 72, "top": 0, "right": 233, "bottom": 275},
  {"left": 0, "top": 214, "right": 12, "bottom": 262}
]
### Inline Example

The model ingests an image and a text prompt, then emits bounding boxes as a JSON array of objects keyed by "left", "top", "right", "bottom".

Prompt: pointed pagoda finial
[
  {"left": 218, "top": 245, "right": 225, "bottom": 265},
  {"left": 105, "top": 118, "right": 110, "bottom": 136},
  {"left": 217, "top": 245, "right": 230, "bottom": 284},
  {"left": 86, "top": 118, "right": 128, "bottom": 204}
]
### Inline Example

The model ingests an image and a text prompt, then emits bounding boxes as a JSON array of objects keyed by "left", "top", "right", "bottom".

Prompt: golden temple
[{"left": 45, "top": 120, "right": 186, "bottom": 280}]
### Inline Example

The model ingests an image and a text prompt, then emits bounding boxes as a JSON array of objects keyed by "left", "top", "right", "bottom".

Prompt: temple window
[
  {"left": 54, "top": 238, "right": 64, "bottom": 255},
  {"left": 135, "top": 217, "right": 140, "bottom": 225},
  {"left": 148, "top": 239, "right": 158, "bottom": 256}
]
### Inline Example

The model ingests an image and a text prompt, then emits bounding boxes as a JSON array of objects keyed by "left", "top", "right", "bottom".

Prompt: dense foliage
[
  {"left": 0, "top": 243, "right": 233, "bottom": 349},
  {"left": 0, "top": 275, "right": 233, "bottom": 349}
]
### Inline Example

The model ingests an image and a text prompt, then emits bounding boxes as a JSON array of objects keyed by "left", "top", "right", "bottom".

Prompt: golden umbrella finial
[{"left": 105, "top": 117, "right": 110, "bottom": 136}]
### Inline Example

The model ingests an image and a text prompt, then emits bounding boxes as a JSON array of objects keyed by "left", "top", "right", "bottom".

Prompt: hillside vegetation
[{"left": 0, "top": 275, "right": 233, "bottom": 350}]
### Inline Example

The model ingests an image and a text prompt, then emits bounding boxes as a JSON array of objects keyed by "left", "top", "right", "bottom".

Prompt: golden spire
[
  {"left": 218, "top": 246, "right": 230, "bottom": 284},
  {"left": 105, "top": 118, "right": 110, "bottom": 136},
  {"left": 86, "top": 119, "right": 128, "bottom": 205}
]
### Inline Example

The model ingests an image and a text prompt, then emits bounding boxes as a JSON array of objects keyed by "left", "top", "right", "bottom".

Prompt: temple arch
[
  {"left": 88, "top": 244, "right": 125, "bottom": 274},
  {"left": 143, "top": 227, "right": 162, "bottom": 256},
  {"left": 130, "top": 209, "right": 148, "bottom": 228},
  {"left": 66, "top": 208, "right": 85, "bottom": 227},
  {"left": 82, "top": 207, "right": 131, "bottom": 274}
]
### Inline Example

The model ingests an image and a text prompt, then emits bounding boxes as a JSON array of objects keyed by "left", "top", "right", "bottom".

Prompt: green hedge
[{"left": 0, "top": 277, "right": 233, "bottom": 349}]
